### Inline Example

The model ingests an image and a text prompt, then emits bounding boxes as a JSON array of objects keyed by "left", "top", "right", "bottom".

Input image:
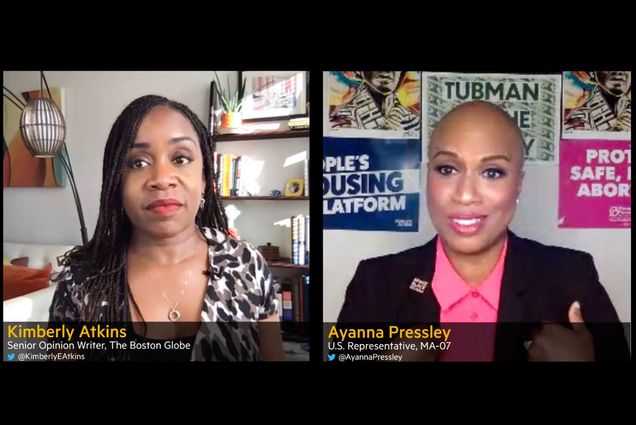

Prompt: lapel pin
[{"left": 409, "top": 278, "right": 429, "bottom": 294}]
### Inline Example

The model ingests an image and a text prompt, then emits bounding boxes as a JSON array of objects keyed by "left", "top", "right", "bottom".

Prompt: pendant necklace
[
  {"left": 162, "top": 259, "right": 194, "bottom": 322},
  {"left": 133, "top": 253, "right": 195, "bottom": 322}
]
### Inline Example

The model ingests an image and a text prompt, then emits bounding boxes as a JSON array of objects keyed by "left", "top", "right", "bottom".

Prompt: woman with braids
[{"left": 48, "top": 95, "right": 284, "bottom": 361}]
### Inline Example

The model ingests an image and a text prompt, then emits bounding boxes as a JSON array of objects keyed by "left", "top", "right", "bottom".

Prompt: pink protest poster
[{"left": 559, "top": 140, "right": 631, "bottom": 228}]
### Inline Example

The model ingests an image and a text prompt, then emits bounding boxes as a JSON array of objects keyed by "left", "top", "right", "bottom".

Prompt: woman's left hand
[{"left": 527, "top": 301, "right": 595, "bottom": 361}]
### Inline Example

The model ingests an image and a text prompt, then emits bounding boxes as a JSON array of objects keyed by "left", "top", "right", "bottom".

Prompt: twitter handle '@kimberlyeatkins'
[{"left": 6, "top": 351, "right": 85, "bottom": 361}]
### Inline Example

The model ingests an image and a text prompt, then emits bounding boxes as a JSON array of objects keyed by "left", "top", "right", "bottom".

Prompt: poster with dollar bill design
[{"left": 422, "top": 73, "right": 561, "bottom": 164}]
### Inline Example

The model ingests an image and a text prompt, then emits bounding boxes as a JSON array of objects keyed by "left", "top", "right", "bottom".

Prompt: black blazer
[{"left": 337, "top": 230, "right": 629, "bottom": 361}]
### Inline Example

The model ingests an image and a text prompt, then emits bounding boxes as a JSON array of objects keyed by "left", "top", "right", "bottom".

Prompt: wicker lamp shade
[{"left": 19, "top": 97, "right": 66, "bottom": 158}]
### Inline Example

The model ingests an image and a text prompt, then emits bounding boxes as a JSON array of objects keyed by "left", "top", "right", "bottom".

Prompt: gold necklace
[
  {"left": 162, "top": 261, "right": 194, "bottom": 322},
  {"left": 132, "top": 254, "right": 195, "bottom": 322}
]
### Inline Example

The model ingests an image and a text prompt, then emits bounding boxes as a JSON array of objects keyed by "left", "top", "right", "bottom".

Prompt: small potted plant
[{"left": 214, "top": 71, "right": 246, "bottom": 130}]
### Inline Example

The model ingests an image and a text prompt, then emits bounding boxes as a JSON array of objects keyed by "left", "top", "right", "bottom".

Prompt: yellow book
[{"left": 223, "top": 154, "right": 232, "bottom": 197}]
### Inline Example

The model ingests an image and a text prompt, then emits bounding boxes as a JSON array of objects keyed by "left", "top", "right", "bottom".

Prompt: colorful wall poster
[
  {"left": 323, "top": 137, "right": 420, "bottom": 232},
  {"left": 562, "top": 71, "right": 631, "bottom": 141},
  {"left": 422, "top": 73, "right": 561, "bottom": 164},
  {"left": 326, "top": 71, "right": 421, "bottom": 140},
  {"left": 559, "top": 139, "right": 630, "bottom": 228}
]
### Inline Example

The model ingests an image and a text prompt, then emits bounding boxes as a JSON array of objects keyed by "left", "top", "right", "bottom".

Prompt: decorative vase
[{"left": 220, "top": 112, "right": 242, "bottom": 129}]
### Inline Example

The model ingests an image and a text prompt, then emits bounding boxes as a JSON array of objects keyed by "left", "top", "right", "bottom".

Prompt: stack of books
[
  {"left": 213, "top": 152, "right": 243, "bottom": 196},
  {"left": 277, "top": 274, "right": 309, "bottom": 324}
]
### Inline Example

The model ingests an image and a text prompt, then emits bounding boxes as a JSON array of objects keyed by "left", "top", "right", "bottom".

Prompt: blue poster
[{"left": 323, "top": 137, "right": 421, "bottom": 232}]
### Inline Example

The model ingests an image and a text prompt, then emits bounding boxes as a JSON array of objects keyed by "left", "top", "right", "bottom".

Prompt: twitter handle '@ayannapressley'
[
  {"left": 327, "top": 341, "right": 452, "bottom": 362},
  {"left": 333, "top": 352, "right": 403, "bottom": 362}
]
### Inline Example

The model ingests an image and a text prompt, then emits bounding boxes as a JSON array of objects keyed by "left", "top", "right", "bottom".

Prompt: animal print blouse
[{"left": 48, "top": 227, "right": 279, "bottom": 361}]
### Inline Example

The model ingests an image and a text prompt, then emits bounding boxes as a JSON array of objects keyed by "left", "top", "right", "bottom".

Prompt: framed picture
[
  {"left": 239, "top": 71, "right": 308, "bottom": 122},
  {"left": 284, "top": 178, "right": 304, "bottom": 197}
]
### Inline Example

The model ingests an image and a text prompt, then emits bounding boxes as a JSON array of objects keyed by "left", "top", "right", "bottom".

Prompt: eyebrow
[
  {"left": 431, "top": 150, "right": 511, "bottom": 163},
  {"left": 130, "top": 137, "right": 197, "bottom": 150}
]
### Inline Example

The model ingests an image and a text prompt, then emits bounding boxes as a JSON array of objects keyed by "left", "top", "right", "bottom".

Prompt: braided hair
[{"left": 54, "top": 94, "right": 227, "bottom": 322}]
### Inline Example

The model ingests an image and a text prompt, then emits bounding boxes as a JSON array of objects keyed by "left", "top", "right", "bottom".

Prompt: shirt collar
[{"left": 431, "top": 236, "right": 507, "bottom": 311}]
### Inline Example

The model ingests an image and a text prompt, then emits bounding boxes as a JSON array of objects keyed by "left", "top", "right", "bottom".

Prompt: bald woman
[{"left": 337, "top": 101, "right": 628, "bottom": 362}]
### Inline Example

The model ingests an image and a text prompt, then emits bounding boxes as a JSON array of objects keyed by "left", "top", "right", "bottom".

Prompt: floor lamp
[{"left": 3, "top": 71, "right": 89, "bottom": 246}]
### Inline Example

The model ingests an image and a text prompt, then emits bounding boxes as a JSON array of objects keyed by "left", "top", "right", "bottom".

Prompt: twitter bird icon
[
  {"left": 7, "top": 353, "right": 15, "bottom": 361},
  {"left": 327, "top": 354, "right": 335, "bottom": 361}
]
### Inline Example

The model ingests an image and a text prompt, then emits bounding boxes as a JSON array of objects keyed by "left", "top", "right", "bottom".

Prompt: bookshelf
[
  {"left": 209, "top": 73, "right": 310, "bottom": 342},
  {"left": 214, "top": 129, "right": 309, "bottom": 142},
  {"left": 267, "top": 260, "right": 310, "bottom": 271}
]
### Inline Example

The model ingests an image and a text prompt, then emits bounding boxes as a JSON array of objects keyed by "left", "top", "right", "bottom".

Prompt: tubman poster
[
  {"left": 422, "top": 73, "right": 561, "bottom": 164},
  {"left": 323, "top": 137, "right": 421, "bottom": 232}
]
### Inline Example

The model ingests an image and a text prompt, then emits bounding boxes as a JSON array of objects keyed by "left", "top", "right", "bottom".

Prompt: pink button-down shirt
[{"left": 431, "top": 237, "right": 507, "bottom": 361}]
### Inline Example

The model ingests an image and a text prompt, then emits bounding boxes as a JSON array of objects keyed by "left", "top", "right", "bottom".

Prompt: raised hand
[{"left": 527, "top": 301, "right": 595, "bottom": 361}]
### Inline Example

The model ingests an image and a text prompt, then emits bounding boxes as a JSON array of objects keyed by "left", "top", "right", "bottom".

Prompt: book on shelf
[
  {"left": 302, "top": 275, "right": 309, "bottom": 323},
  {"left": 290, "top": 214, "right": 310, "bottom": 266},
  {"left": 281, "top": 281, "right": 293, "bottom": 322},
  {"left": 216, "top": 127, "right": 253, "bottom": 135},
  {"left": 214, "top": 152, "right": 247, "bottom": 197},
  {"left": 288, "top": 117, "right": 309, "bottom": 131},
  {"left": 276, "top": 275, "right": 309, "bottom": 325},
  {"left": 297, "top": 214, "right": 305, "bottom": 266},
  {"left": 214, "top": 122, "right": 283, "bottom": 136},
  {"left": 223, "top": 154, "right": 232, "bottom": 197},
  {"left": 291, "top": 279, "right": 302, "bottom": 322},
  {"left": 306, "top": 215, "right": 310, "bottom": 265},
  {"left": 303, "top": 157, "right": 309, "bottom": 196}
]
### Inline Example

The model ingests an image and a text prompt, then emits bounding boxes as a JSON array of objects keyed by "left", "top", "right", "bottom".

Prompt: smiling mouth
[
  {"left": 448, "top": 216, "right": 487, "bottom": 235},
  {"left": 452, "top": 218, "right": 484, "bottom": 226}
]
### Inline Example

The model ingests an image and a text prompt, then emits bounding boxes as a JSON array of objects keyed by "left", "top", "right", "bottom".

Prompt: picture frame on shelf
[
  {"left": 284, "top": 178, "right": 304, "bottom": 197},
  {"left": 239, "top": 71, "right": 308, "bottom": 122}
]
